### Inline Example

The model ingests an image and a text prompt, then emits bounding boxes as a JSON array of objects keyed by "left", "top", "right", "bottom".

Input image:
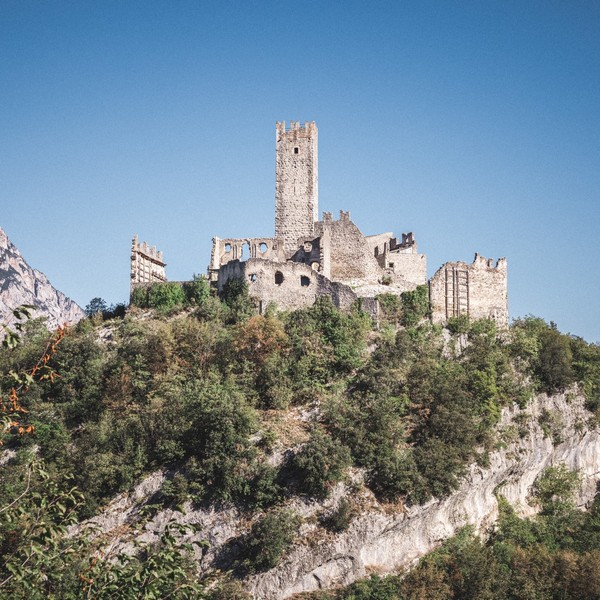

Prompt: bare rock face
[
  {"left": 0, "top": 227, "right": 85, "bottom": 331},
  {"left": 85, "top": 391, "right": 600, "bottom": 599}
]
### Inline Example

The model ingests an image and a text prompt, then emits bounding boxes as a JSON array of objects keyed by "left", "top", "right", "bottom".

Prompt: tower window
[
  {"left": 275, "top": 271, "right": 284, "bottom": 285},
  {"left": 300, "top": 276, "right": 310, "bottom": 287},
  {"left": 294, "top": 147, "right": 299, "bottom": 154}
]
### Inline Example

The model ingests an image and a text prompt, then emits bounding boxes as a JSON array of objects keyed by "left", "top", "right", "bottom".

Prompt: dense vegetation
[{"left": 1, "top": 280, "right": 599, "bottom": 597}]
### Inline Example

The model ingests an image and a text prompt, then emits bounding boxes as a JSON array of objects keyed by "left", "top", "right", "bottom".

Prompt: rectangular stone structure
[
  {"left": 130, "top": 235, "right": 166, "bottom": 293},
  {"left": 275, "top": 121, "right": 318, "bottom": 256}
]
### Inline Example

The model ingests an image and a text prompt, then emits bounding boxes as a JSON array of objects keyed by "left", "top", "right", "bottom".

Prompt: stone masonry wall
[
  {"left": 130, "top": 235, "right": 166, "bottom": 292},
  {"left": 208, "top": 236, "right": 281, "bottom": 281},
  {"left": 314, "top": 211, "right": 381, "bottom": 284},
  {"left": 430, "top": 253, "right": 508, "bottom": 327},
  {"left": 388, "top": 252, "right": 427, "bottom": 289},
  {"left": 217, "top": 258, "right": 367, "bottom": 315},
  {"left": 275, "top": 121, "right": 318, "bottom": 256}
]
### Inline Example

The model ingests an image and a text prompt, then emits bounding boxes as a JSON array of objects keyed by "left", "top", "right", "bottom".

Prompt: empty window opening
[
  {"left": 294, "top": 147, "right": 299, "bottom": 154},
  {"left": 389, "top": 262, "right": 395, "bottom": 268},
  {"left": 259, "top": 242, "right": 268, "bottom": 253},
  {"left": 249, "top": 273, "right": 257, "bottom": 282},
  {"left": 242, "top": 242, "right": 251, "bottom": 259},
  {"left": 275, "top": 271, "right": 284, "bottom": 285},
  {"left": 300, "top": 276, "right": 310, "bottom": 287},
  {"left": 224, "top": 243, "right": 232, "bottom": 253}
]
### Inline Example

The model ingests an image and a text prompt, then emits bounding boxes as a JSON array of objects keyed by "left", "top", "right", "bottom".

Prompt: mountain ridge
[{"left": 0, "top": 226, "right": 85, "bottom": 330}]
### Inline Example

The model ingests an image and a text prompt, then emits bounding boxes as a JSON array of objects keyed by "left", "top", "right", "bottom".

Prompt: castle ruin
[
  {"left": 130, "top": 234, "right": 166, "bottom": 291},
  {"left": 133, "top": 121, "right": 508, "bottom": 326}
]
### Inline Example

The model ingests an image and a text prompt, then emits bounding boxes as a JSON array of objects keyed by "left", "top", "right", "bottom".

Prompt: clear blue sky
[{"left": 1, "top": 1, "right": 599, "bottom": 341}]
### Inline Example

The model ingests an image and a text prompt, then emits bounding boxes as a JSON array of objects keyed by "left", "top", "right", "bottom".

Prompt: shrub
[
  {"left": 531, "top": 464, "right": 580, "bottom": 517},
  {"left": 130, "top": 282, "right": 188, "bottom": 312},
  {"left": 179, "top": 380, "right": 258, "bottom": 502},
  {"left": 538, "top": 408, "right": 564, "bottom": 444},
  {"left": 377, "top": 293, "right": 403, "bottom": 327},
  {"left": 321, "top": 498, "right": 354, "bottom": 532},
  {"left": 130, "top": 285, "right": 149, "bottom": 308},
  {"left": 447, "top": 314, "right": 470, "bottom": 334},
  {"left": 510, "top": 317, "right": 576, "bottom": 393},
  {"left": 242, "top": 508, "right": 301, "bottom": 571},
  {"left": 536, "top": 326, "right": 575, "bottom": 392},
  {"left": 221, "top": 278, "right": 255, "bottom": 322},
  {"left": 147, "top": 282, "right": 187, "bottom": 311},
  {"left": 182, "top": 274, "right": 210, "bottom": 305},
  {"left": 571, "top": 336, "right": 600, "bottom": 414},
  {"left": 285, "top": 296, "right": 371, "bottom": 384},
  {"left": 368, "top": 449, "right": 428, "bottom": 505},
  {"left": 400, "top": 285, "right": 429, "bottom": 327},
  {"left": 325, "top": 392, "right": 407, "bottom": 472},
  {"left": 292, "top": 427, "right": 351, "bottom": 498}
]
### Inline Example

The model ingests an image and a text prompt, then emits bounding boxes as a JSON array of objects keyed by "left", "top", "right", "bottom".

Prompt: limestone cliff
[
  {"left": 84, "top": 391, "right": 600, "bottom": 600},
  {"left": 0, "top": 227, "right": 85, "bottom": 331}
]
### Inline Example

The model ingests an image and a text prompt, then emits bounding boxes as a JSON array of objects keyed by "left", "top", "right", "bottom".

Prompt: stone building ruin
[
  {"left": 130, "top": 234, "right": 167, "bottom": 292},
  {"left": 132, "top": 121, "right": 508, "bottom": 327},
  {"left": 430, "top": 254, "right": 508, "bottom": 325}
]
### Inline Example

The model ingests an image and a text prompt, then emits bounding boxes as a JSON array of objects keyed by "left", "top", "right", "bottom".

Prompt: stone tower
[{"left": 275, "top": 121, "right": 318, "bottom": 256}]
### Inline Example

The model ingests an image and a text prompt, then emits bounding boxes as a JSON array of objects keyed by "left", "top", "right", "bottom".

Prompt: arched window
[{"left": 275, "top": 271, "right": 284, "bottom": 285}]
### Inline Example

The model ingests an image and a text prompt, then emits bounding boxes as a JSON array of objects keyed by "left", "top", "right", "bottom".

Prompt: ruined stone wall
[
  {"left": 314, "top": 211, "right": 381, "bottom": 284},
  {"left": 217, "top": 258, "right": 366, "bottom": 315},
  {"left": 275, "top": 121, "right": 318, "bottom": 256},
  {"left": 208, "top": 236, "right": 281, "bottom": 281},
  {"left": 130, "top": 235, "right": 166, "bottom": 292},
  {"left": 430, "top": 254, "right": 508, "bottom": 327},
  {"left": 288, "top": 232, "right": 331, "bottom": 279},
  {"left": 365, "top": 232, "right": 394, "bottom": 256},
  {"left": 369, "top": 232, "right": 427, "bottom": 290},
  {"left": 388, "top": 253, "right": 427, "bottom": 289}
]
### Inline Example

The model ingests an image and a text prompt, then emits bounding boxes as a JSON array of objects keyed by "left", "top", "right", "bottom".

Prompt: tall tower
[{"left": 275, "top": 121, "right": 318, "bottom": 256}]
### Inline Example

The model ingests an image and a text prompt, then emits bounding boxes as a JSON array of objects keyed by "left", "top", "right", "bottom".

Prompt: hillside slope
[
  {"left": 1, "top": 284, "right": 599, "bottom": 599},
  {"left": 0, "top": 226, "right": 85, "bottom": 329},
  {"left": 78, "top": 390, "right": 600, "bottom": 599}
]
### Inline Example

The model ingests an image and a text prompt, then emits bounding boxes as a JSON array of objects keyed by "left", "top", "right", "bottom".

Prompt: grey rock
[{"left": 0, "top": 227, "right": 85, "bottom": 331}]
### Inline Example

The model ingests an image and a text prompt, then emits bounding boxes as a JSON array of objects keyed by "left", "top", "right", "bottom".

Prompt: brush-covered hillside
[{"left": 1, "top": 279, "right": 600, "bottom": 599}]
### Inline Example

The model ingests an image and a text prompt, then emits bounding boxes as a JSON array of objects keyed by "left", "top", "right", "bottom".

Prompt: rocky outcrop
[
  {"left": 84, "top": 392, "right": 600, "bottom": 599},
  {"left": 0, "top": 227, "right": 85, "bottom": 331}
]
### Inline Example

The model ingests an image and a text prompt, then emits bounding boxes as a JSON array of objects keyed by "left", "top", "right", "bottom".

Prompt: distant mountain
[{"left": 0, "top": 226, "right": 85, "bottom": 331}]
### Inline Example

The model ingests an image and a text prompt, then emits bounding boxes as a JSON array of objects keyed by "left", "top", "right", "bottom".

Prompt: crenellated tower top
[{"left": 275, "top": 120, "right": 318, "bottom": 256}]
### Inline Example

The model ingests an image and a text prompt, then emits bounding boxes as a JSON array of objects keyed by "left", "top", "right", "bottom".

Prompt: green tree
[
  {"left": 536, "top": 326, "right": 575, "bottom": 392},
  {"left": 183, "top": 274, "right": 211, "bottom": 306},
  {"left": 84, "top": 297, "right": 108, "bottom": 317}
]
